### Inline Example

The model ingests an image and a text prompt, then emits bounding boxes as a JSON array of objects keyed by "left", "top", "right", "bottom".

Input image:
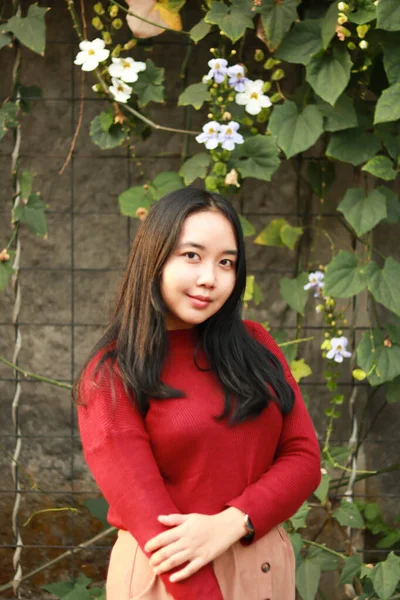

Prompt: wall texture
[{"left": 0, "top": 1, "right": 399, "bottom": 598}]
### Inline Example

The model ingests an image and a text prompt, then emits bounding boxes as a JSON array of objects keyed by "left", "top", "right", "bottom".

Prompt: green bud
[
  {"left": 102, "top": 31, "right": 112, "bottom": 45},
  {"left": 264, "top": 58, "right": 281, "bottom": 70},
  {"left": 205, "top": 176, "right": 219, "bottom": 192},
  {"left": 250, "top": 127, "right": 258, "bottom": 135},
  {"left": 270, "top": 92, "right": 282, "bottom": 103},
  {"left": 242, "top": 117, "right": 253, "bottom": 127},
  {"left": 352, "top": 368, "right": 367, "bottom": 381},
  {"left": 357, "top": 24, "right": 370, "bottom": 38},
  {"left": 337, "top": 13, "right": 348, "bottom": 24},
  {"left": 338, "top": 2, "right": 349, "bottom": 10},
  {"left": 271, "top": 68, "right": 285, "bottom": 81},
  {"left": 256, "top": 110, "right": 269, "bottom": 123},
  {"left": 213, "top": 162, "right": 227, "bottom": 176},
  {"left": 112, "top": 18, "right": 123, "bottom": 30},
  {"left": 254, "top": 49, "right": 264, "bottom": 62},
  {"left": 94, "top": 2, "right": 105, "bottom": 15},
  {"left": 109, "top": 4, "right": 119, "bottom": 17},
  {"left": 111, "top": 43, "right": 122, "bottom": 58},
  {"left": 124, "top": 39, "right": 137, "bottom": 50},
  {"left": 340, "top": 26, "right": 351, "bottom": 37},
  {"left": 359, "top": 39, "right": 368, "bottom": 50},
  {"left": 262, "top": 81, "right": 272, "bottom": 93},
  {"left": 92, "top": 16, "right": 104, "bottom": 31}
]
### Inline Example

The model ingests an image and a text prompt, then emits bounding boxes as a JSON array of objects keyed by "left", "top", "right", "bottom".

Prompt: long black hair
[{"left": 73, "top": 187, "right": 294, "bottom": 424}]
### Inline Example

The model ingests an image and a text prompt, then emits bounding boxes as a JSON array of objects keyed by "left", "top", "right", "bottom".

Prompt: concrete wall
[{"left": 0, "top": 1, "right": 399, "bottom": 598}]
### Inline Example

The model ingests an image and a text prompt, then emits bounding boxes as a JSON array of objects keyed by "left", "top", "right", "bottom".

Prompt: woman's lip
[
  {"left": 188, "top": 294, "right": 212, "bottom": 302},
  {"left": 187, "top": 294, "right": 212, "bottom": 309}
]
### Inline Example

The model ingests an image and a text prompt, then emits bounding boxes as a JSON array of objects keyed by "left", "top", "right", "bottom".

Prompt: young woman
[{"left": 75, "top": 188, "right": 321, "bottom": 600}]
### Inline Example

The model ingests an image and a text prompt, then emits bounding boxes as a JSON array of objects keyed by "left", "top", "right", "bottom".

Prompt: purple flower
[
  {"left": 196, "top": 121, "right": 221, "bottom": 150},
  {"left": 227, "top": 64, "right": 249, "bottom": 92},
  {"left": 304, "top": 271, "right": 325, "bottom": 297},
  {"left": 204, "top": 58, "right": 228, "bottom": 84},
  {"left": 218, "top": 121, "right": 244, "bottom": 151}
]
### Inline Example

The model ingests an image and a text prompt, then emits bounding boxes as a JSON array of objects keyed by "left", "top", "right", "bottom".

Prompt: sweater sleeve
[
  {"left": 226, "top": 321, "right": 321, "bottom": 542},
  {"left": 77, "top": 352, "right": 223, "bottom": 600}
]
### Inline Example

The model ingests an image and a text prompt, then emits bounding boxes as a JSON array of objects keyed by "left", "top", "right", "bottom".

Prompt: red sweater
[{"left": 78, "top": 320, "right": 321, "bottom": 600}]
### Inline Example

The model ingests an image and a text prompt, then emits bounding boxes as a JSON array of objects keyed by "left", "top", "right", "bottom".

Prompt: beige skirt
[{"left": 106, "top": 524, "right": 295, "bottom": 600}]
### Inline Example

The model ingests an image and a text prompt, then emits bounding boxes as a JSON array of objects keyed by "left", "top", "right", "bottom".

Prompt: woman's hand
[{"left": 144, "top": 508, "right": 247, "bottom": 582}]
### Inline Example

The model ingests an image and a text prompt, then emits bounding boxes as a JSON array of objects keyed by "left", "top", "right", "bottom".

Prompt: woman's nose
[{"left": 196, "top": 263, "right": 216, "bottom": 287}]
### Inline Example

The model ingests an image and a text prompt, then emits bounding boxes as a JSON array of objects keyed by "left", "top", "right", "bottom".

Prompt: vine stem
[
  {"left": 108, "top": 0, "right": 191, "bottom": 35},
  {"left": 0, "top": 527, "right": 117, "bottom": 592},
  {"left": 0, "top": 356, "right": 72, "bottom": 389},
  {"left": 278, "top": 336, "right": 314, "bottom": 347},
  {"left": 302, "top": 538, "right": 346, "bottom": 560}
]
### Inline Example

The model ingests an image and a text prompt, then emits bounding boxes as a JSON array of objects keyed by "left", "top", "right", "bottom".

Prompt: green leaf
[
  {"left": 317, "top": 95, "right": 358, "bottom": 132},
  {"left": 276, "top": 19, "right": 322, "bottom": 65},
  {"left": 244, "top": 275, "right": 255, "bottom": 302},
  {"left": 238, "top": 215, "right": 256, "bottom": 237},
  {"left": 234, "top": 134, "right": 280, "bottom": 181},
  {"left": 0, "top": 102, "right": 18, "bottom": 140},
  {"left": 349, "top": 0, "right": 376, "bottom": 24},
  {"left": 4, "top": 3, "right": 48, "bottom": 55},
  {"left": 340, "top": 555, "right": 363, "bottom": 584},
  {"left": 377, "top": 0, "right": 400, "bottom": 31},
  {"left": 150, "top": 171, "right": 184, "bottom": 200},
  {"left": 0, "top": 32, "right": 12, "bottom": 50},
  {"left": 367, "top": 257, "right": 400, "bottom": 318},
  {"left": 118, "top": 185, "right": 154, "bottom": 217},
  {"left": 386, "top": 375, "right": 400, "bottom": 403},
  {"left": 279, "top": 273, "right": 309, "bottom": 315},
  {"left": 18, "top": 170, "right": 33, "bottom": 201},
  {"left": 280, "top": 223, "right": 303, "bottom": 250},
  {"left": 324, "top": 251, "right": 367, "bottom": 297},
  {"left": 357, "top": 328, "right": 400, "bottom": 385},
  {"left": 308, "top": 546, "right": 340, "bottom": 572},
  {"left": 290, "top": 358, "right": 312, "bottom": 382},
  {"left": 362, "top": 155, "right": 397, "bottom": 180},
  {"left": 338, "top": 188, "right": 387, "bottom": 237},
  {"left": 290, "top": 532, "right": 303, "bottom": 558},
  {"left": 306, "top": 46, "right": 352, "bottom": 106},
  {"left": 190, "top": 19, "right": 211, "bottom": 43},
  {"left": 84, "top": 497, "right": 109, "bottom": 527},
  {"left": 333, "top": 500, "right": 365, "bottom": 529},
  {"left": 326, "top": 127, "right": 381, "bottom": 165},
  {"left": 178, "top": 82, "right": 211, "bottom": 110},
  {"left": 289, "top": 502, "right": 311, "bottom": 530},
  {"left": 296, "top": 559, "right": 321, "bottom": 600},
  {"left": 42, "top": 581, "right": 75, "bottom": 598},
  {"left": 257, "top": 0, "right": 300, "bottom": 52},
  {"left": 374, "top": 83, "right": 400, "bottom": 124},
  {"left": 304, "top": 160, "right": 336, "bottom": 196},
  {"left": 0, "top": 251, "right": 15, "bottom": 291},
  {"left": 321, "top": 1, "right": 339, "bottom": 49},
  {"left": 271, "top": 330, "right": 297, "bottom": 364},
  {"left": 179, "top": 153, "right": 211, "bottom": 185},
  {"left": 133, "top": 59, "right": 165, "bottom": 107},
  {"left": 269, "top": 101, "right": 323, "bottom": 159},
  {"left": 382, "top": 33, "right": 400, "bottom": 84},
  {"left": 254, "top": 218, "right": 286, "bottom": 246},
  {"left": 13, "top": 193, "right": 47, "bottom": 237},
  {"left": 204, "top": 0, "right": 254, "bottom": 43},
  {"left": 314, "top": 472, "right": 330, "bottom": 503},
  {"left": 379, "top": 187, "right": 400, "bottom": 224},
  {"left": 369, "top": 552, "right": 400, "bottom": 600},
  {"left": 90, "top": 111, "right": 126, "bottom": 150}
]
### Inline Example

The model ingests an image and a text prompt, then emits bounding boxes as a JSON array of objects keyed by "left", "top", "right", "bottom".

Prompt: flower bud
[
  {"left": 102, "top": 31, "right": 112, "bottom": 45},
  {"left": 337, "top": 13, "right": 348, "bottom": 24},
  {"left": 264, "top": 58, "right": 281, "bottom": 70},
  {"left": 263, "top": 81, "right": 271, "bottom": 93},
  {"left": 359, "top": 40, "right": 368, "bottom": 50},
  {"left": 92, "top": 16, "right": 104, "bottom": 31},
  {"left": 124, "top": 39, "right": 137, "bottom": 50},
  {"left": 136, "top": 207, "right": 148, "bottom": 221},
  {"left": 207, "top": 112, "right": 213, "bottom": 118},
  {"left": 254, "top": 49, "right": 264, "bottom": 62},
  {"left": 338, "top": 1, "right": 349, "bottom": 10},
  {"left": 347, "top": 41, "right": 356, "bottom": 50},
  {"left": 94, "top": 2, "right": 105, "bottom": 15},
  {"left": 0, "top": 248, "right": 10, "bottom": 262},
  {"left": 230, "top": 49, "right": 237, "bottom": 55},
  {"left": 256, "top": 110, "right": 268, "bottom": 123},
  {"left": 112, "top": 18, "right": 123, "bottom": 30},
  {"left": 316, "top": 304, "right": 324, "bottom": 313},
  {"left": 224, "top": 168, "right": 240, "bottom": 187},
  {"left": 352, "top": 368, "right": 367, "bottom": 381},
  {"left": 111, "top": 44, "right": 122, "bottom": 58},
  {"left": 222, "top": 111, "right": 231, "bottom": 121},
  {"left": 250, "top": 127, "right": 258, "bottom": 135},
  {"left": 271, "top": 68, "right": 285, "bottom": 81},
  {"left": 242, "top": 117, "right": 253, "bottom": 127},
  {"left": 92, "top": 83, "right": 102, "bottom": 92},
  {"left": 357, "top": 24, "right": 370, "bottom": 38},
  {"left": 270, "top": 92, "right": 282, "bottom": 103},
  {"left": 213, "top": 162, "right": 227, "bottom": 176},
  {"left": 109, "top": 5, "right": 119, "bottom": 17},
  {"left": 205, "top": 176, "right": 219, "bottom": 191}
]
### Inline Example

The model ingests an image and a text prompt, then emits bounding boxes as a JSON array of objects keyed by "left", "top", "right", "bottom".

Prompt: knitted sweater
[{"left": 78, "top": 320, "right": 321, "bottom": 600}]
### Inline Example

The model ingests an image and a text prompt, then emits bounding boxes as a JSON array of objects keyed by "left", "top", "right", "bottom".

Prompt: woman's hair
[{"left": 73, "top": 187, "right": 294, "bottom": 423}]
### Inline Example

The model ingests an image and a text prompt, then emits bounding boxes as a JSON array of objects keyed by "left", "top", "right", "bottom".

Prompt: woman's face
[{"left": 161, "top": 210, "right": 238, "bottom": 330}]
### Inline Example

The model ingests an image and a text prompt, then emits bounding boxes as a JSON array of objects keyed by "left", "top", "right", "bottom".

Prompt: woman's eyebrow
[{"left": 178, "top": 242, "right": 238, "bottom": 255}]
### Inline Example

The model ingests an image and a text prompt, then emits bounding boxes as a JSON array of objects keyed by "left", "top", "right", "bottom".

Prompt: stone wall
[{"left": 0, "top": 1, "right": 399, "bottom": 598}]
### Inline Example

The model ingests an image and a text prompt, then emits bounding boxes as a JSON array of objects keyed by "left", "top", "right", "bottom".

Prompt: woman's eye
[
  {"left": 220, "top": 258, "right": 234, "bottom": 267},
  {"left": 184, "top": 252, "right": 200, "bottom": 260}
]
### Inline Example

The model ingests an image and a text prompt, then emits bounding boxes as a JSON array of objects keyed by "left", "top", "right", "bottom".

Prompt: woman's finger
[
  {"left": 145, "top": 529, "right": 180, "bottom": 553},
  {"left": 154, "top": 549, "right": 190, "bottom": 574},
  {"left": 169, "top": 557, "right": 204, "bottom": 582}
]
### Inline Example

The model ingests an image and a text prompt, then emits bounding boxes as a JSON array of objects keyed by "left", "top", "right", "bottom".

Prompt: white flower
[
  {"left": 227, "top": 64, "right": 249, "bottom": 92},
  {"left": 218, "top": 121, "right": 244, "bottom": 151},
  {"left": 108, "top": 57, "right": 146, "bottom": 83},
  {"left": 74, "top": 38, "right": 110, "bottom": 72},
  {"left": 195, "top": 121, "right": 221, "bottom": 150},
  {"left": 235, "top": 80, "right": 272, "bottom": 115},
  {"left": 224, "top": 168, "right": 240, "bottom": 187},
  {"left": 109, "top": 77, "right": 132, "bottom": 103},
  {"left": 326, "top": 337, "right": 352, "bottom": 363},
  {"left": 204, "top": 58, "right": 228, "bottom": 84},
  {"left": 304, "top": 270, "right": 325, "bottom": 297}
]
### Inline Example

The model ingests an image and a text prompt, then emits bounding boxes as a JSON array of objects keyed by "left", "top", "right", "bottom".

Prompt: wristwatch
[{"left": 242, "top": 514, "right": 255, "bottom": 542}]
